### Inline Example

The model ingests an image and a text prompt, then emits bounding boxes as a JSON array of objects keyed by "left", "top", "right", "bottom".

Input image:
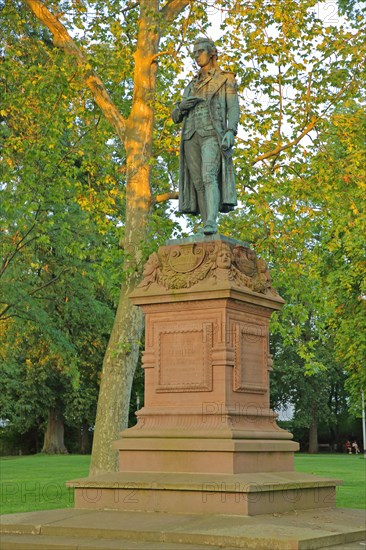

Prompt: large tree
[{"left": 4, "top": 0, "right": 197, "bottom": 473}]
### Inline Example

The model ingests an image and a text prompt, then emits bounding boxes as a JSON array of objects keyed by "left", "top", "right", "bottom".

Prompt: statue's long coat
[{"left": 172, "top": 69, "right": 240, "bottom": 215}]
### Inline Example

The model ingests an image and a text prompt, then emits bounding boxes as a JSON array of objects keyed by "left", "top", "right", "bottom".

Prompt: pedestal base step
[
  {"left": 1, "top": 507, "right": 365, "bottom": 550},
  {"left": 116, "top": 437, "right": 298, "bottom": 474},
  {"left": 67, "top": 471, "right": 342, "bottom": 516}
]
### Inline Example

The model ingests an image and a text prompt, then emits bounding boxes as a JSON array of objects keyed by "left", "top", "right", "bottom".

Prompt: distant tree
[
  {"left": 270, "top": 323, "right": 350, "bottom": 453},
  {"left": 308, "top": 103, "right": 366, "bottom": 416},
  {"left": 0, "top": 195, "right": 116, "bottom": 453}
]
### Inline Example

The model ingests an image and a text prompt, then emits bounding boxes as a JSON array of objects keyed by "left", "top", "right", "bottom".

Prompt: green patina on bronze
[{"left": 172, "top": 37, "right": 240, "bottom": 235}]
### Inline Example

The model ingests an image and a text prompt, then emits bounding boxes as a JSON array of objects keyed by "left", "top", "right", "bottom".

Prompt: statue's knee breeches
[
  {"left": 200, "top": 135, "right": 221, "bottom": 186},
  {"left": 184, "top": 133, "right": 221, "bottom": 192}
]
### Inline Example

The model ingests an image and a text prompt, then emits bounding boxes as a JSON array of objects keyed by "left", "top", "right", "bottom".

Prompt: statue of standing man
[{"left": 172, "top": 38, "right": 240, "bottom": 235}]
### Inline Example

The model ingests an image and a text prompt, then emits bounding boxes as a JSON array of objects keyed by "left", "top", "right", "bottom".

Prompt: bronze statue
[{"left": 172, "top": 37, "right": 240, "bottom": 235}]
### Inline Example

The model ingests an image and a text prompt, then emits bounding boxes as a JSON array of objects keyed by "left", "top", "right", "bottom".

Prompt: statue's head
[{"left": 193, "top": 37, "right": 219, "bottom": 68}]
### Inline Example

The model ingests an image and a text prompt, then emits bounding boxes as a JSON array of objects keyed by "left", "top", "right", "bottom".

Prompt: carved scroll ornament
[{"left": 138, "top": 241, "right": 278, "bottom": 296}]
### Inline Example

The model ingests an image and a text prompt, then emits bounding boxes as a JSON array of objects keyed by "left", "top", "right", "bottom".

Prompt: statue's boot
[
  {"left": 195, "top": 227, "right": 205, "bottom": 236},
  {"left": 203, "top": 183, "right": 219, "bottom": 235},
  {"left": 195, "top": 187, "right": 208, "bottom": 234}
]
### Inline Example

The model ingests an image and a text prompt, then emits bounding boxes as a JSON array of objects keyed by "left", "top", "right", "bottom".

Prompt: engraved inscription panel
[
  {"left": 157, "top": 325, "right": 212, "bottom": 392},
  {"left": 234, "top": 323, "right": 267, "bottom": 393}
]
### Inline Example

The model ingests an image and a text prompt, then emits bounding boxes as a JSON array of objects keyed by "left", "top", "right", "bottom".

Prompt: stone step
[
  {"left": 68, "top": 470, "right": 341, "bottom": 516},
  {"left": 0, "top": 533, "right": 239, "bottom": 550},
  {"left": 1, "top": 533, "right": 365, "bottom": 550},
  {"left": 1, "top": 507, "right": 365, "bottom": 550}
]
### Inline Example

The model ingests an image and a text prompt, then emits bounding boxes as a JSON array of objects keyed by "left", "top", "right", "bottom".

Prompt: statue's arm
[
  {"left": 171, "top": 103, "right": 185, "bottom": 124},
  {"left": 171, "top": 82, "right": 197, "bottom": 124},
  {"left": 220, "top": 74, "right": 240, "bottom": 151},
  {"left": 172, "top": 97, "right": 201, "bottom": 124},
  {"left": 226, "top": 74, "right": 240, "bottom": 135}
]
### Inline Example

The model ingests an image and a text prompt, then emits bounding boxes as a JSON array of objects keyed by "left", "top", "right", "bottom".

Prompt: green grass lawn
[
  {"left": 1, "top": 454, "right": 90, "bottom": 515},
  {"left": 295, "top": 452, "right": 365, "bottom": 510},
  {"left": 1, "top": 453, "right": 365, "bottom": 514}
]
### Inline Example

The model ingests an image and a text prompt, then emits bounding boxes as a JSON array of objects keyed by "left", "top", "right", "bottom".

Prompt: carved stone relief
[{"left": 138, "top": 240, "right": 279, "bottom": 296}]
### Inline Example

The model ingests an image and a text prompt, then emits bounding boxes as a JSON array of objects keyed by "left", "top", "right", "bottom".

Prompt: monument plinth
[
  {"left": 69, "top": 236, "right": 341, "bottom": 516},
  {"left": 116, "top": 235, "right": 297, "bottom": 476}
]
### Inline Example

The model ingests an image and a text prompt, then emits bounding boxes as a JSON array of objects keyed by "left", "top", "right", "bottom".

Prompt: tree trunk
[
  {"left": 42, "top": 407, "right": 68, "bottom": 454},
  {"left": 89, "top": 0, "right": 159, "bottom": 476},
  {"left": 308, "top": 417, "right": 318, "bottom": 454},
  {"left": 79, "top": 420, "right": 90, "bottom": 454}
]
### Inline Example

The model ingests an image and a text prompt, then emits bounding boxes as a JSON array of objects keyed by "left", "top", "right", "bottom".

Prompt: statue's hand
[
  {"left": 179, "top": 97, "right": 204, "bottom": 113},
  {"left": 221, "top": 130, "right": 235, "bottom": 151}
]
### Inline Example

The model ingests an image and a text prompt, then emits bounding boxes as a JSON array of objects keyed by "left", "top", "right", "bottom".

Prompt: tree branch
[
  {"left": 160, "top": 0, "right": 191, "bottom": 23},
  {"left": 23, "top": 0, "right": 127, "bottom": 143},
  {"left": 151, "top": 50, "right": 171, "bottom": 62},
  {"left": 152, "top": 1, "right": 193, "bottom": 64},
  {"left": 28, "top": 269, "right": 70, "bottom": 297},
  {"left": 155, "top": 191, "right": 179, "bottom": 203},
  {"left": 305, "top": 71, "right": 313, "bottom": 121},
  {"left": 0, "top": 269, "right": 69, "bottom": 320},
  {"left": 252, "top": 116, "right": 319, "bottom": 165},
  {"left": 1, "top": 207, "right": 41, "bottom": 279},
  {"left": 1, "top": 235, "right": 37, "bottom": 279},
  {"left": 252, "top": 77, "right": 357, "bottom": 165},
  {"left": 121, "top": 2, "right": 139, "bottom": 14},
  {"left": 0, "top": 304, "right": 14, "bottom": 320},
  {"left": 277, "top": 61, "right": 283, "bottom": 143}
]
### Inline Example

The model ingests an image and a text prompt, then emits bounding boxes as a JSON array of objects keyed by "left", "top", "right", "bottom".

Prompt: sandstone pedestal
[{"left": 70, "top": 235, "right": 341, "bottom": 516}]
